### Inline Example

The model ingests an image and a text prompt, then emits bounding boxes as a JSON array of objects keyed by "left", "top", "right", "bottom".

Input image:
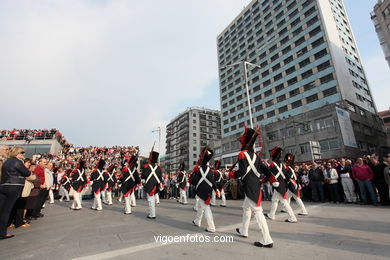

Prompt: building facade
[
  {"left": 165, "top": 107, "right": 221, "bottom": 172},
  {"left": 378, "top": 108, "right": 390, "bottom": 131},
  {"left": 217, "top": 0, "right": 387, "bottom": 163},
  {"left": 371, "top": 0, "right": 390, "bottom": 67}
]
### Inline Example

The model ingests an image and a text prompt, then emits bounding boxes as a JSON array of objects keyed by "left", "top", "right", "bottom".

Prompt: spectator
[
  {"left": 324, "top": 162, "right": 341, "bottom": 203},
  {"left": 0, "top": 145, "right": 10, "bottom": 179},
  {"left": 337, "top": 158, "right": 356, "bottom": 203},
  {"left": 31, "top": 158, "right": 48, "bottom": 218},
  {"left": 369, "top": 155, "right": 390, "bottom": 206},
  {"left": 0, "top": 147, "right": 31, "bottom": 239},
  {"left": 299, "top": 164, "right": 311, "bottom": 201},
  {"left": 352, "top": 158, "right": 378, "bottom": 205},
  {"left": 384, "top": 154, "right": 390, "bottom": 194},
  {"left": 309, "top": 162, "right": 325, "bottom": 202}
]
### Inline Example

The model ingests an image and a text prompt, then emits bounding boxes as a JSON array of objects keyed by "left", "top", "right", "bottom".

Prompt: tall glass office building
[{"left": 216, "top": 0, "right": 388, "bottom": 163}]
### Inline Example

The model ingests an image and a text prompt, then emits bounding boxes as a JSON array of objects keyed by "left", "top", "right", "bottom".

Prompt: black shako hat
[
  {"left": 239, "top": 126, "right": 256, "bottom": 151},
  {"left": 284, "top": 153, "right": 295, "bottom": 165},
  {"left": 270, "top": 146, "right": 283, "bottom": 161},
  {"left": 128, "top": 155, "right": 138, "bottom": 167},
  {"left": 97, "top": 159, "right": 106, "bottom": 169},
  {"left": 198, "top": 147, "right": 213, "bottom": 165},
  {"left": 149, "top": 151, "right": 159, "bottom": 164}
]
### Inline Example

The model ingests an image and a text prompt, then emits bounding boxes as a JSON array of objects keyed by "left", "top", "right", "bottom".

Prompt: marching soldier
[
  {"left": 282, "top": 154, "right": 308, "bottom": 216},
  {"left": 266, "top": 146, "right": 297, "bottom": 223},
  {"left": 211, "top": 160, "right": 226, "bottom": 207},
  {"left": 70, "top": 160, "right": 87, "bottom": 210},
  {"left": 190, "top": 147, "right": 219, "bottom": 233},
  {"left": 142, "top": 149, "right": 163, "bottom": 219},
  {"left": 90, "top": 159, "right": 107, "bottom": 211},
  {"left": 105, "top": 164, "right": 117, "bottom": 205},
  {"left": 230, "top": 127, "right": 274, "bottom": 248},
  {"left": 59, "top": 169, "right": 71, "bottom": 202},
  {"left": 176, "top": 162, "right": 188, "bottom": 205},
  {"left": 120, "top": 155, "right": 141, "bottom": 214}
]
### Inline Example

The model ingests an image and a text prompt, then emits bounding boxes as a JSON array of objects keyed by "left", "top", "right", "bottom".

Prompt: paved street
[{"left": 1, "top": 198, "right": 389, "bottom": 260}]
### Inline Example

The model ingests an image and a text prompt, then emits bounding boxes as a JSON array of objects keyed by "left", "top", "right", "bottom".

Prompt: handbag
[
  {"left": 21, "top": 174, "right": 37, "bottom": 198},
  {"left": 22, "top": 180, "right": 34, "bottom": 198}
]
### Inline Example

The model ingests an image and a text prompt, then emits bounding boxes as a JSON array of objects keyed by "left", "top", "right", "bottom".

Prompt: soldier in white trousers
[
  {"left": 231, "top": 126, "right": 274, "bottom": 248},
  {"left": 282, "top": 154, "right": 308, "bottom": 216},
  {"left": 266, "top": 146, "right": 297, "bottom": 223},
  {"left": 190, "top": 147, "right": 219, "bottom": 233},
  {"left": 142, "top": 150, "right": 163, "bottom": 219}
]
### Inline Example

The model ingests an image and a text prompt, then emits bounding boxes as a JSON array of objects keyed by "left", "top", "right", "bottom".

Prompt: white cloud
[{"left": 0, "top": 0, "right": 250, "bottom": 155}]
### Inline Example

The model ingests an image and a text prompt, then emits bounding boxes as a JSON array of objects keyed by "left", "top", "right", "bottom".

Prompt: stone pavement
[{"left": 1, "top": 198, "right": 389, "bottom": 260}]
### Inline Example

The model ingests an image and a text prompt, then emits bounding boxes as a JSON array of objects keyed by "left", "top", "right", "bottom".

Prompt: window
[
  {"left": 317, "top": 60, "right": 331, "bottom": 71},
  {"left": 315, "top": 117, "right": 334, "bottom": 130},
  {"left": 304, "top": 81, "right": 316, "bottom": 91},
  {"left": 311, "top": 37, "right": 324, "bottom": 48},
  {"left": 286, "top": 66, "right": 296, "bottom": 75},
  {"left": 300, "top": 143, "right": 310, "bottom": 154},
  {"left": 323, "top": 87, "right": 337, "bottom": 97},
  {"left": 279, "top": 105, "right": 288, "bottom": 113},
  {"left": 299, "top": 58, "right": 310, "bottom": 68},
  {"left": 301, "top": 69, "right": 313, "bottom": 79},
  {"left": 295, "top": 36, "right": 305, "bottom": 47},
  {"left": 265, "top": 100, "right": 274, "bottom": 107},
  {"left": 289, "top": 88, "right": 300, "bottom": 97},
  {"left": 314, "top": 49, "right": 328, "bottom": 59},
  {"left": 306, "top": 93, "right": 318, "bottom": 103},
  {"left": 267, "top": 131, "right": 278, "bottom": 141},
  {"left": 277, "top": 94, "right": 286, "bottom": 102},
  {"left": 320, "top": 73, "right": 334, "bottom": 84},
  {"left": 275, "top": 83, "right": 284, "bottom": 92},
  {"left": 264, "top": 89, "right": 273, "bottom": 97},
  {"left": 288, "top": 77, "right": 298, "bottom": 86},
  {"left": 267, "top": 110, "right": 275, "bottom": 118},
  {"left": 309, "top": 26, "right": 321, "bottom": 37},
  {"left": 320, "top": 138, "right": 339, "bottom": 151},
  {"left": 292, "top": 100, "right": 302, "bottom": 109}
]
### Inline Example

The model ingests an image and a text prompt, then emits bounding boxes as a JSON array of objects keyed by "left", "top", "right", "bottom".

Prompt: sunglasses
[{"left": 20, "top": 151, "right": 26, "bottom": 154}]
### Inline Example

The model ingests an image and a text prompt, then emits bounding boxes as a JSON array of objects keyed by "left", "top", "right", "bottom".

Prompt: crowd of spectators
[{"left": 0, "top": 129, "right": 68, "bottom": 146}]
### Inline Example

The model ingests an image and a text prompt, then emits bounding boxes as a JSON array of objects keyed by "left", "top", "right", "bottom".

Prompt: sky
[{"left": 0, "top": 0, "right": 388, "bottom": 156}]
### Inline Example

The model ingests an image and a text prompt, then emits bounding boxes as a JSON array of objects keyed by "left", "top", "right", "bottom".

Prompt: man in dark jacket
[
  {"left": 309, "top": 162, "right": 325, "bottom": 202},
  {"left": 369, "top": 156, "right": 390, "bottom": 205}
]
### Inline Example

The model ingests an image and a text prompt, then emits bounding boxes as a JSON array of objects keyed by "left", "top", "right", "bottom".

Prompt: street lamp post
[{"left": 221, "top": 61, "right": 262, "bottom": 129}]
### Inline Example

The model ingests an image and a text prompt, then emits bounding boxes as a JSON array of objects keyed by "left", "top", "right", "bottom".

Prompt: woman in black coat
[{"left": 0, "top": 147, "right": 31, "bottom": 239}]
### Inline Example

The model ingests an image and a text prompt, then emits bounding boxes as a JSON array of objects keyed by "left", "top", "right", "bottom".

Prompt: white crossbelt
[
  {"left": 196, "top": 167, "right": 212, "bottom": 189},
  {"left": 145, "top": 165, "right": 160, "bottom": 184},
  {"left": 274, "top": 163, "right": 286, "bottom": 179},
  {"left": 97, "top": 169, "right": 105, "bottom": 181},
  {"left": 62, "top": 177, "right": 70, "bottom": 185},
  {"left": 76, "top": 169, "right": 85, "bottom": 182},
  {"left": 107, "top": 173, "right": 115, "bottom": 182},
  {"left": 290, "top": 168, "right": 297, "bottom": 180},
  {"left": 125, "top": 168, "right": 136, "bottom": 182},
  {"left": 216, "top": 170, "right": 223, "bottom": 182},
  {"left": 178, "top": 171, "right": 187, "bottom": 183},
  {"left": 242, "top": 152, "right": 261, "bottom": 180}
]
